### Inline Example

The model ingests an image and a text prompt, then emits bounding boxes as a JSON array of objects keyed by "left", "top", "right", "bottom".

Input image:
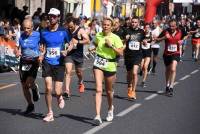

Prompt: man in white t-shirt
[{"left": 149, "top": 20, "right": 162, "bottom": 74}]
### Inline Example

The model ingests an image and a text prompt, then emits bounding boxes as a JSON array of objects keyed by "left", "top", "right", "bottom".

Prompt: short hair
[
  {"left": 65, "top": 16, "right": 79, "bottom": 25},
  {"left": 169, "top": 19, "right": 177, "bottom": 25},
  {"left": 103, "top": 17, "right": 114, "bottom": 26}
]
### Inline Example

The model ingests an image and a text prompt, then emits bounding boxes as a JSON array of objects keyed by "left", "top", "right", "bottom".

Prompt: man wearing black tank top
[{"left": 63, "top": 17, "right": 90, "bottom": 98}]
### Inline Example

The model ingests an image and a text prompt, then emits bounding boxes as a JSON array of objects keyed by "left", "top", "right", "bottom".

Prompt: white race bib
[
  {"left": 129, "top": 41, "right": 140, "bottom": 50},
  {"left": 94, "top": 55, "right": 108, "bottom": 69},
  {"left": 46, "top": 47, "right": 60, "bottom": 58},
  {"left": 142, "top": 43, "right": 151, "bottom": 49},
  {"left": 22, "top": 64, "right": 32, "bottom": 71},
  {"left": 168, "top": 44, "right": 177, "bottom": 52}
]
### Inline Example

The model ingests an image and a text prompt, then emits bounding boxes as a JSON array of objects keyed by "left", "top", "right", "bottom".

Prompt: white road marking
[
  {"left": 174, "top": 81, "right": 179, "bottom": 86},
  {"left": 190, "top": 69, "right": 199, "bottom": 74},
  {"left": 116, "top": 103, "right": 142, "bottom": 117},
  {"left": 145, "top": 94, "right": 158, "bottom": 100},
  {"left": 0, "top": 83, "right": 17, "bottom": 90},
  {"left": 83, "top": 122, "right": 112, "bottom": 134},
  {"left": 179, "top": 75, "right": 190, "bottom": 81}
]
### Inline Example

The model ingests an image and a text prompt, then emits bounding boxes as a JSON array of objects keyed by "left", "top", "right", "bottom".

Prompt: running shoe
[
  {"left": 152, "top": 69, "right": 156, "bottom": 75},
  {"left": 128, "top": 88, "right": 136, "bottom": 100},
  {"left": 79, "top": 83, "right": 85, "bottom": 93},
  {"left": 167, "top": 88, "right": 174, "bottom": 97},
  {"left": 31, "top": 83, "right": 40, "bottom": 102},
  {"left": 165, "top": 86, "right": 170, "bottom": 93},
  {"left": 23, "top": 103, "right": 34, "bottom": 115},
  {"left": 148, "top": 67, "right": 152, "bottom": 74},
  {"left": 106, "top": 105, "right": 114, "bottom": 122},
  {"left": 63, "top": 92, "right": 70, "bottom": 99},
  {"left": 139, "top": 70, "right": 143, "bottom": 76},
  {"left": 94, "top": 115, "right": 102, "bottom": 126},
  {"left": 43, "top": 111, "right": 54, "bottom": 122},
  {"left": 57, "top": 96, "right": 65, "bottom": 109},
  {"left": 141, "top": 82, "right": 147, "bottom": 88}
]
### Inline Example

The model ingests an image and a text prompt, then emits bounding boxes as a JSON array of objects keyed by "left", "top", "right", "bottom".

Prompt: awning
[{"left": 64, "top": 0, "right": 79, "bottom": 3}]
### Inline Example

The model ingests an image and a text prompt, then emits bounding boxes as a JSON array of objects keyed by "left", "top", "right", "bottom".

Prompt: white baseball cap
[{"left": 48, "top": 8, "right": 60, "bottom": 16}]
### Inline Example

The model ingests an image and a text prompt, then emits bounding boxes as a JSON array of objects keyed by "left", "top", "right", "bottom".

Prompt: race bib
[
  {"left": 195, "top": 32, "right": 200, "bottom": 38},
  {"left": 142, "top": 43, "right": 151, "bottom": 49},
  {"left": 129, "top": 41, "right": 140, "bottom": 50},
  {"left": 46, "top": 47, "right": 60, "bottom": 58},
  {"left": 22, "top": 64, "right": 32, "bottom": 71},
  {"left": 168, "top": 44, "right": 177, "bottom": 52},
  {"left": 94, "top": 56, "right": 108, "bottom": 69}
]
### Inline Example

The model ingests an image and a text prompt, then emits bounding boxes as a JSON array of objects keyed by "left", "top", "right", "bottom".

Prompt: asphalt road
[{"left": 0, "top": 42, "right": 200, "bottom": 134}]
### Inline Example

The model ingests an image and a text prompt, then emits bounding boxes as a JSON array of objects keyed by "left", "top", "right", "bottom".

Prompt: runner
[
  {"left": 150, "top": 19, "right": 163, "bottom": 74},
  {"left": 40, "top": 8, "right": 70, "bottom": 122},
  {"left": 189, "top": 17, "right": 200, "bottom": 62},
  {"left": 124, "top": 17, "right": 145, "bottom": 100},
  {"left": 179, "top": 18, "right": 190, "bottom": 61},
  {"left": 14, "top": 19, "right": 40, "bottom": 115},
  {"left": 63, "top": 17, "right": 90, "bottom": 99},
  {"left": 93, "top": 17, "right": 123, "bottom": 125},
  {"left": 156, "top": 19, "right": 183, "bottom": 97},
  {"left": 141, "top": 23, "right": 152, "bottom": 88}
]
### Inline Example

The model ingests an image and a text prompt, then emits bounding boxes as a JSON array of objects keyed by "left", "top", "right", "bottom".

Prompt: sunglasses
[{"left": 49, "top": 14, "right": 58, "bottom": 19}]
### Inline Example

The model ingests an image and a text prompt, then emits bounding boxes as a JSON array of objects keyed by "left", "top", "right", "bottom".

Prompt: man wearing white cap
[{"left": 40, "top": 8, "right": 71, "bottom": 122}]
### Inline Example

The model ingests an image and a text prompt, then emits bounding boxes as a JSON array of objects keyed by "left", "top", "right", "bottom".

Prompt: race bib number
[
  {"left": 168, "top": 44, "right": 177, "bottom": 52},
  {"left": 195, "top": 32, "right": 200, "bottom": 38},
  {"left": 94, "top": 56, "right": 108, "bottom": 69},
  {"left": 22, "top": 64, "right": 32, "bottom": 71},
  {"left": 142, "top": 43, "right": 151, "bottom": 49},
  {"left": 46, "top": 47, "right": 60, "bottom": 58},
  {"left": 129, "top": 41, "right": 140, "bottom": 50}
]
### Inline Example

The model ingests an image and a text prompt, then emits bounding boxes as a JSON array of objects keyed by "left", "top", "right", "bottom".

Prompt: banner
[
  {"left": 0, "top": 39, "right": 19, "bottom": 66},
  {"left": 145, "top": 0, "right": 162, "bottom": 23}
]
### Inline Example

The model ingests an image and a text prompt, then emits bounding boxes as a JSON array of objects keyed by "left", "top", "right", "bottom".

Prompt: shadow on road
[
  {"left": 0, "top": 108, "right": 43, "bottom": 120},
  {"left": 59, "top": 113, "right": 96, "bottom": 126}
]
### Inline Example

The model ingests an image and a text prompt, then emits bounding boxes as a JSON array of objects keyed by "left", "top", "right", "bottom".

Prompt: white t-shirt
[{"left": 151, "top": 26, "right": 162, "bottom": 48}]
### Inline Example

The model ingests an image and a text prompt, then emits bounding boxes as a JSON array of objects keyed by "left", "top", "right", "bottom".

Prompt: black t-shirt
[
  {"left": 179, "top": 25, "right": 189, "bottom": 38},
  {"left": 124, "top": 27, "right": 145, "bottom": 58},
  {"left": 113, "top": 27, "right": 125, "bottom": 40},
  {"left": 190, "top": 26, "right": 200, "bottom": 39}
]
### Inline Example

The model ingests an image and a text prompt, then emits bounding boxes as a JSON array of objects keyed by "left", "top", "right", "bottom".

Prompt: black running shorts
[
  {"left": 19, "top": 58, "right": 39, "bottom": 82},
  {"left": 93, "top": 66, "right": 116, "bottom": 77},
  {"left": 163, "top": 55, "right": 180, "bottom": 67},
  {"left": 42, "top": 60, "right": 65, "bottom": 82},
  {"left": 64, "top": 55, "right": 83, "bottom": 68},
  {"left": 125, "top": 56, "right": 142, "bottom": 71}
]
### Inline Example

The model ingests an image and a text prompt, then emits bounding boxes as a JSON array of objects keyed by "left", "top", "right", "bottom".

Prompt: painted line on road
[
  {"left": 179, "top": 75, "right": 190, "bottom": 81},
  {"left": 174, "top": 81, "right": 179, "bottom": 86},
  {"left": 83, "top": 122, "right": 112, "bottom": 134},
  {"left": 116, "top": 103, "right": 142, "bottom": 117},
  {"left": 0, "top": 83, "right": 17, "bottom": 90},
  {"left": 190, "top": 69, "right": 199, "bottom": 75},
  {"left": 145, "top": 94, "right": 158, "bottom": 101}
]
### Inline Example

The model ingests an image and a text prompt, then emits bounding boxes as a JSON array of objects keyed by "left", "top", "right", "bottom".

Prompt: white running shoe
[
  {"left": 106, "top": 105, "right": 114, "bottom": 122},
  {"left": 58, "top": 96, "right": 65, "bottom": 109},
  {"left": 94, "top": 115, "right": 102, "bottom": 126},
  {"left": 43, "top": 112, "right": 54, "bottom": 122}
]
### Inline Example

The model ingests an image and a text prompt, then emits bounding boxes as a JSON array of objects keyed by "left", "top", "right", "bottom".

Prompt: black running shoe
[
  {"left": 141, "top": 82, "right": 147, "bottom": 88},
  {"left": 166, "top": 87, "right": 173, "bottom": 97},
  {"left": 32, "top": 84, "right": 40, "bottom": 102},
  {"left": 165, "top": 86, "right": 170, "bottom": 93},
  {"left": 168, "top": 88, "right": 174, "bottom": 97},
  {"left": 139, "top": 70, "right": 143, "bottom": 76},
  {"left": 23, "top": 104, "right": 34, "bottom": 115},
  {"left": 63, "top": 92, "right": 70, "bottom": 99},
  {"left": 152, "top": 69, "right": 156, "bottom": 75}
]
